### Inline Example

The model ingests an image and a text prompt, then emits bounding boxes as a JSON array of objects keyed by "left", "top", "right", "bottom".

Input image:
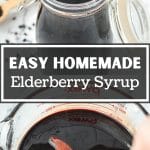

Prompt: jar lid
[{"left": 109, "top": 0, "right": 150, "bottom": 43}]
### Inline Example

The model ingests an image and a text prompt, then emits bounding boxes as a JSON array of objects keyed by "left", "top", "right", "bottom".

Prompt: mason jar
[
  {"left": 36, "top": 0, "right": 113, "bottom": 43},
  {"left": 36, "top": 0, "right": 150, "bottom": 43}
]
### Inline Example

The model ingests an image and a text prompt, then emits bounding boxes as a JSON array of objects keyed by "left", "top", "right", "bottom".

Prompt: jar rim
[{"left": 41, "top": 0, "right": 108, "bottom": 18}]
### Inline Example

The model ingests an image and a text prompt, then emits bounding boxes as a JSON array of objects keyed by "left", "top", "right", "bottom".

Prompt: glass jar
[
  {"left": 36, "top": 0, "right": 150, "bottom": 43},
  {"left": 36, "top": 0, "right": 114, "bottom": 43}
]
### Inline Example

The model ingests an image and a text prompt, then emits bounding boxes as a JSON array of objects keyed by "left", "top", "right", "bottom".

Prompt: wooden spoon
[{"left": 0, "top": 0, "right": 24, "bottom": 22}]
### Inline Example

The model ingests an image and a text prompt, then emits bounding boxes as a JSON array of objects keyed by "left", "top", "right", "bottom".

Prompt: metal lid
[{"left": 109, "top": 0, "right": 150, "bottom": 43}]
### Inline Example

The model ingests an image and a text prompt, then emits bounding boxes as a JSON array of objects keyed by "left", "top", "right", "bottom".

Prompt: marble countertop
[{"left": 0, "top": 1, "right": 40, "bottom": 43}]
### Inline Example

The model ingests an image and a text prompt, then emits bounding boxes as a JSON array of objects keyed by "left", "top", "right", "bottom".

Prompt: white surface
[{"left": 0, "top": 1, "right": 40, "bottom": 43}]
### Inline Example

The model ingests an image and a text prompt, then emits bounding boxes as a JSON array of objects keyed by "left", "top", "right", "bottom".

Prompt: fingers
[{"left": 131, "top": 116, "right": 150, "bottom": 150}]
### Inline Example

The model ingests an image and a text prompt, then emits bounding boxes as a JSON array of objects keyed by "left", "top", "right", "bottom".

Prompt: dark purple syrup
[
  {"left": 36, "top": 1, "right": 113, "bottom": 43},
  {"left": 56, "top": 0, "right": 92, "bottom": 4}
]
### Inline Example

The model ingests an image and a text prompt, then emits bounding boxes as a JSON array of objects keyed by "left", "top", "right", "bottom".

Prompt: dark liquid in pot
[{"left": 20, "top": 110, "right": 131, "bottom": 150}]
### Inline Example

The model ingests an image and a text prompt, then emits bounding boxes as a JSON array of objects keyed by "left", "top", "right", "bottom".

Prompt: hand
[
  {"left": 131, "top": 116, "right": 150, "bottom": 150},
  {"left": 49, "top": 136, "right": 72, "bottom": 150}
]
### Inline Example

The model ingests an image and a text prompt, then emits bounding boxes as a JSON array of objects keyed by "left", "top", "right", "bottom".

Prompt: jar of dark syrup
[
  {"left": 36, "top": 0, "right": 150, "bottom": 43},
  {"left": 36, "top": 0, "right": 113, "bottom": 43}
]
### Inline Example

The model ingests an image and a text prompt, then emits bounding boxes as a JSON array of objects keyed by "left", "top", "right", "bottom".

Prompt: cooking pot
[{"left": 0, "top": 103, "right": 149, "bottom": 150}]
